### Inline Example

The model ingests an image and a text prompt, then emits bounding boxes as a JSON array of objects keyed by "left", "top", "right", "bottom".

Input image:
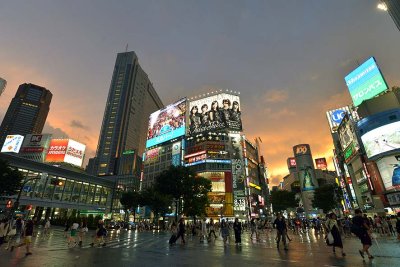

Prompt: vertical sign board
[
  {"left": 229, "top": 133, "right": 247, "bottom": 212},
  {"left": 171, "top": 141, "right": 181, "bottom": 166}
]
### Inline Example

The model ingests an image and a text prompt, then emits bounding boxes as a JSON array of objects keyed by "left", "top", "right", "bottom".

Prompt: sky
[{"left": 1, "top": 0, "right": 400, "bottom": 185}]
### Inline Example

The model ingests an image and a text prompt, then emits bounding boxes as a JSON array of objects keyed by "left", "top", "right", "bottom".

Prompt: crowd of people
[{"left": 0, "top": 210, "right": 399, "bottom": 261}]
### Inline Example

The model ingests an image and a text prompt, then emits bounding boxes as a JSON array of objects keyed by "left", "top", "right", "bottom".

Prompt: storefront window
[
  {"left": 100, "top": 187, "right": 110, "bottom": 206},
  {"left": 43, "top": 175, "right": 57, "bottom": 200},
  {"left": 32, "top": 172, "right": 47, "bottom": 198}
]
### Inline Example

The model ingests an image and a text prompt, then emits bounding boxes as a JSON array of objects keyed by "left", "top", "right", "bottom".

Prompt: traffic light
[
  {"left": 51, "top": 179, "right": 64, "bottom": 186},
  {"left": 6, "top": 200, "right": 12, "bottom": 209}
]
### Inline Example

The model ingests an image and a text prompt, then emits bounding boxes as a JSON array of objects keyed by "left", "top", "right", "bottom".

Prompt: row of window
[{"left": 18, "top": 169, "right": 112, "bottom": 206}]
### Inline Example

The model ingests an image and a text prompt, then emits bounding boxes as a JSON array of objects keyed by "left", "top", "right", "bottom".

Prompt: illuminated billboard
[
  {"left": 337, "top": 114, "right": 360, "bottom": 152},
  {"left": 1, "top": 135, "right": 24, "bottom": 153},
  {"left": 146, "top": 98, "right": 186, "bottom": 148},
  {"left": 376, "top": 156, "right": 400, "bottom": 191},
  {"left": 344, "top": 57, "right": 388, "bottom": 106},
  {"left": 188, "top": 93, "right": 242, "bottom": 135},
  {"left": 144, "top": 147, "right": 160, "bottom": 163},
  {"left": 315, "top": 158, "right": 328, "bottom": 169},
  {"left": 45, "top": 139, "right": 86, "bottom": 167},
  {"left": 361, "top": 121, "right": 400, "bottom": 159},
  {"left": 326, "top": 106, "right": 351, "bottom": 133}
]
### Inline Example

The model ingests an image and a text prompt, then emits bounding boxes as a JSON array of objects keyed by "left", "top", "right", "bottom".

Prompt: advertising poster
[
  {"left": 376, "top": 156, "right": 400, "bottom": 191},
  {"left": 45, "top": 139, "right": 69, "bottom": 162},
  {"left": 229, "top": 133, "right": 245, "bottom": 192},
  {"left": 299, "top": 166, "right": 316, "bottom": 191},
  {"left": 361, "top": 121, "right": 400, "bottom": 159},
  {"left": 171, "top": 141, "right": 182, "bottom": 166},
  {"left": 344, "top": 57, "right": 388, "bottom": 106},
  {"left": 64, "top": 139, "right": 86, "bottom": 167},
  {"left": 144, "top": 147, "right": 160, "bottom": 163},
  {"left": 326, "top": 107, "right": 350, "bottom": 133},
  {"left": 315, "top": 158, "right": 328, "bottom": 169},
  {"left": 287, "top": 157, "right": 297, "bottom": 168},
  {"left": 188, "top": 93, "right": 242, "bottom": 135},
  {"left": 1, "top": 135, "right": 24, "bottom": 153},
  {"left": 337, "top": 116, "right": 355, "bottom": 150},
  {"left": 146, "top": 98, "right": 186, "bottom": 148}
]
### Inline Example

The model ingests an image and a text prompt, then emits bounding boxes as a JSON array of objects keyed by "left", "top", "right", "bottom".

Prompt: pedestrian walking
[
  {"left": 67, "top": 221, "right": 79, "bottom": 247},
  {"left": 208, "top": 219, "right": 217, "bottom": 241},
  {"left": 220, "top": 219, "right": 229, "bottom": 245},
  {"left": 352, "top": 209, "right": 373, "bottom": 260},
  {"left": 78, "top": 220, "right": 88, "bottom": 247},
  {"left": 13, "top": 217, "right": 35, "bottom": 256},
  {"left": 250, "top": 218, "right": 259, "bottom": 240},
  {"left": 90, "top": 220, "right": 107, "bottom": 247},
  {"left": 43, "top": 218, "right": 51, "bottom": 238},
  {"left": 273, "top": 213, "right": 288, "bottom": 251},
  {"left": 175, "top": 218, "right": 186, "bottom": 244},
  {"left": 396, "top": 212, "right": 400, "bottom": 241},
  {"left": 326, "top": 213, "right": 346, "bottom": 256},
  {"left": 0, "top": 218, "right": 10, "bottom": 247},
  {"left": 233, "top": 218, "right": 242, "bottom": 245},
  {"left": 200, "top": 218, "right": 207, "bottom": 242}
]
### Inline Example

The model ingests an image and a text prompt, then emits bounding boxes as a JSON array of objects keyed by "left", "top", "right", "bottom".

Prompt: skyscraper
[
  {"left": 382, "top": 0, "right": 400, "bottom": 31},
  {"left": 0, "top": 83, "right": 52, "bottom": 145},
  {"left": 0, "top": 78, "right": 6, "bottom": 96},
  {"left": 93, "top": 51, "right": 163, "bottom": 176}
]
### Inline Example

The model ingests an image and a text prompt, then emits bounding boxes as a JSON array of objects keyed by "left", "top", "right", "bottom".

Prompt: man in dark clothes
[{"left": 273, "top": 213, "right": 288, "bottom": 250}]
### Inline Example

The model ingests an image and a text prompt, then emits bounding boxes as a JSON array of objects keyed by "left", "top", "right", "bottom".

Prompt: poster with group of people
[{"left": 188, "top": 93, "right": 242, "bottom": 135}]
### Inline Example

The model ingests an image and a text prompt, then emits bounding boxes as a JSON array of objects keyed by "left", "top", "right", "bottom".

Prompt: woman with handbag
[{"left": 326, "top": 213, "right": 346, "bottom": 257}]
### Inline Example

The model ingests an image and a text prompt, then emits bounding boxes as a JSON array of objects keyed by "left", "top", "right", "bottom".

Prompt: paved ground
[{"left": 1, "top": 227, "right": 400, "bottom": 267}]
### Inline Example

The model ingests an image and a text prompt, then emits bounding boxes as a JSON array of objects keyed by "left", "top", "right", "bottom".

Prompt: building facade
[
  {"left": 382, "top": 0, "right": 400, "bottom": 31},
  {"left": 0, "top": 83, "right": 52, "bottom": 145},
  {"left": 0, "top": 77, "right": 6, "bottom": 96},
  {"left": 92, "top": 51, "right": 163, "bottom": 176}
]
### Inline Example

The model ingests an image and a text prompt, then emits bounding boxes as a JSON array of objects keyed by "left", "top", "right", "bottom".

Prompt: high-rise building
[
  {"left": 0, "top": 83, "right": 52, "bottom": 145},
  {"left": 0, "top": 78, "right": 6, "bottom": 96},
  {"left": 382, "top": 0, "right": 400, "bottom": 31},
  {"left": 93, "top": 51, "right": 163, "bottom": 176}
]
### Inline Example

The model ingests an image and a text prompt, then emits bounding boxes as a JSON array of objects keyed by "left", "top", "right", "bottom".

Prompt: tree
[
  {"left": 120, "top": 191, "right": 141, "bottom": 222},
  {"left": 154, "top": 166, "right": 211, "bottom": 220},
  {"left": 312, "top": 184, "right": 342, "bottom": 214},
  {"left": 0, "top": 159, "right": 24, "bottom": 196},
  {"left": 140, "top": 186, "right": 172, "bottom": 224},
  {"left": 270, "top": 190, "right": 298, "bottom": 213}
]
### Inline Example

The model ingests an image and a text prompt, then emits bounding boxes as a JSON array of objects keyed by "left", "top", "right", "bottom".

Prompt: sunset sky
[{"left": 1, "top": 1, "right": 400, "bottom": 185}]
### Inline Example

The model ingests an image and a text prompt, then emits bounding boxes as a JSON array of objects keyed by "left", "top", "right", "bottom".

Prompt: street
[{"left": 1, "top": 227, "right": 400, "bottom": 267}]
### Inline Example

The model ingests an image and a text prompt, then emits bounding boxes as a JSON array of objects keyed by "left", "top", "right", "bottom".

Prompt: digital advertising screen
[
  {"left": 1, "top": 135, "right": 24, "bottom": 153},
  {"left": 315, "top": 158, "right": 328, "bottom": 169},
  {"left": 361, "top": 121, "right": 400, "bottom": 159},
  {"left": 188, "top": 93, "right": 242, "bottom": 135},
  {"left": 344, "top": 57, "right": 388, "bottom": 106},
  {"left": 146, "top": 98, "right": 186, "bottom": 148},
  {"left": 376, "top": 156, "right": 400, "bottom": 191}
]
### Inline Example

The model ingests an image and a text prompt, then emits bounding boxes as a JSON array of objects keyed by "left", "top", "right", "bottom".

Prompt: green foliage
[
  {"left": 0, "top": 159, "right": 24, "bottom": 196},
  {"left": 140, "top": 186, "right": 172, "bottom": 221},
  {"left": 270, "top": 190, "right": 298, "bottom": 213},
  {"left": 312, "top": 184, "right": 342, "bottom": 214},
  {"left": 153, "top": 166, "right": 211, "bottom": 218}
]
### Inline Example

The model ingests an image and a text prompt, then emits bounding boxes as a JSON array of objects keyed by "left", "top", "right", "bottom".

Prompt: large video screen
[
  {"left": 344, "top": 57, "right": 388, "bottom": 107},
  {"left": 188, "top": 93, "right": 242, "bottom": 135},
  {"left": 146, "top": 98, "right": 186, "bottom": 148},
  {"left": 361, "top": 121, "right": 400, "bottom": 159},
  {"left": 376, "top": 156, "right": 400, "bottom": 191}
]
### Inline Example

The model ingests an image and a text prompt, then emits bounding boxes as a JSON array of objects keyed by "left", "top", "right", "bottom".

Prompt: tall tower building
[
  {"left": 382, "top": 0, "right": 400, "bottom": 31},
  {"left": 0, "top": 83, "right": 52, "bottom": 145},
  {"left": 94, "top": 51, "right": 163, "bottom": 176},
  {"left": 0, "top": 78, "right": 6, "bottom": 96}
]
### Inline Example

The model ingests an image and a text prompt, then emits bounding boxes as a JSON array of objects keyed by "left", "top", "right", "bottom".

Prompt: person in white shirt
[{"left": 43, "top": 219, "right": 51, "bottom": 237}]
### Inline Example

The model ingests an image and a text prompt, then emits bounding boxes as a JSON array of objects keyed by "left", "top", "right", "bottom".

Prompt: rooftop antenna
[{"left": 125, "top": 43, "right": 129, "bottom": 52}]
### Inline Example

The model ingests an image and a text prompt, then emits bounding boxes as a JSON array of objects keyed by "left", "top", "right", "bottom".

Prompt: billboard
[
  {"left": 45, "top": 139, "right": 86, "bottom": 167},
  {"left": 376, "top": 156, "right": 400, "bottom": 191},
  {"left": 326, "top": 106, "right": 351, "bottom": 133},
  {"left": 188, "top": 93, "right": 242, "bottom": 135},
  {"left": 146, "top": 98, "right": 186, "bottom": 148},
  {"left": 20, "top": 134, "right": 52, "bottom": 153},
  {"left": 344, "top": 57, "right": 388, "bottom": 106},
  {"left": 287, "top": 157, "right": 297, "bottom": 168},
  {"left": 337, "top": 114, "right": 359, "bottom": 151},
  {"left": 361, "top": 121, "right": 400, "bottom": 159},
  {"left": 46, "top": 139, "right": 69, "bottom": 162},
  {"left": 64, "top": 139, "right": 86, "bottom": 167},
  {"left": 144, "top": 147, "right": 160, "bottom": 163},
  {"left": 1, "top": 135, "right": 24, "bottom": 153},
  {"left": 315, "top": 158, "right": 328, "bottom": 169}
]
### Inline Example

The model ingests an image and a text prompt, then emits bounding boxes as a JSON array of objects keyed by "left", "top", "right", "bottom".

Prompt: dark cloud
[
  {"left": 42, "top": 122, "right": 69, "bottom": 138},
  {"left": 70, "top": 120, "right": 89, "bottom": 130}
]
